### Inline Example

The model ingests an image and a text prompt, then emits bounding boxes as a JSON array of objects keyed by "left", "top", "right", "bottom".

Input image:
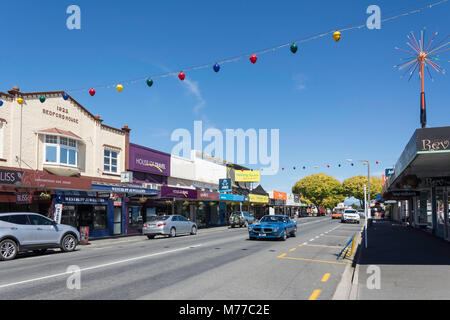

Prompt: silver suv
[{"left": 0, "top": 212, "right": 80, "bottom": 261}]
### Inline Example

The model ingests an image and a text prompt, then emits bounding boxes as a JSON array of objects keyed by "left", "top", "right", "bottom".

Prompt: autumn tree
[
  {"left": 342, "top": 175, "right": 383, "bottom": 207},
  {"left": 292, "top": 173, "right": 343, "bottom": 210}
]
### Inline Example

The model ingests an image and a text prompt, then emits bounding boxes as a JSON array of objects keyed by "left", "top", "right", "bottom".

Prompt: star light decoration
[{"left": 395, "top": 30, "right": 449, "bottom": 128}]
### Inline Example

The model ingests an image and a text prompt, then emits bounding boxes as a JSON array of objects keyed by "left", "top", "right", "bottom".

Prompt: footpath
[{"left": 354, "top": 219, "right": 450, "bottom": 300}]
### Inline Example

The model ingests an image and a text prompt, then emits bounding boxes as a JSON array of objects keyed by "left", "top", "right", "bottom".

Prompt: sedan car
[
  {"left": 248, "top": 215, "right": 297, "bottom": 241},
  {"left": 142, "top": 215, "right": 197, "bottom": 239},
  {"left": 0, "top": 212, "right": 80, "bottom": 261}
]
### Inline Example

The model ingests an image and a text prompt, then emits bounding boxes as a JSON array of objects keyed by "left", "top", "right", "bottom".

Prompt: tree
[
  {"left": 292, "top": 173, "right": 343, "bottom": 210},
  {"left": 342, "top": 175, "right": 383, "bottom": 207},
  {"left": 322, "top": 194, "right": 346, "bottom": 210}
]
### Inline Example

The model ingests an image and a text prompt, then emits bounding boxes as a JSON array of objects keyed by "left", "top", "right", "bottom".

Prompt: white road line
[
  {"left": 309, "top": 239, "right": 315, "bottom": 242},
  {"left": 0, "top": 245, "right": 202, "bottom": 290}
]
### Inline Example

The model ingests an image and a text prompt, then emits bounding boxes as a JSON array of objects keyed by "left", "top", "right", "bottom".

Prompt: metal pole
[
  {"left": 367, "top": 161, "right": 370, "bottom": 219},
  {"left": 364, "top": 184, "right": 368, "bottom": 248}
]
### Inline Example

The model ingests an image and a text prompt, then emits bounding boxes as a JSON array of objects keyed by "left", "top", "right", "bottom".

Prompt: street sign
[
  {"left": 54, "top": 204, "right": 63, "bottom": 224},
  {"left": 219, "top": 178, "right": 232, "bottom": 192}
]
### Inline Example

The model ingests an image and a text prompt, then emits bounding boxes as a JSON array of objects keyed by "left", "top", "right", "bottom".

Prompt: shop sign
[
  {"left": 293, "top": 194, "right": 300, "bottom": 204},
  {"left": 129, "top": 144, "right": 170, "bottom": 176},
  {"left": 197, "top": 191, "right": 219, "bottom": 200},
  {"left": 16, "top": 192, "right": 31, "bottom": 204},
  {"left": 243, "top": 195, "right": 250, "bottom": 203},
  {"left": 273, "top": 191, "right": 287, "bottom": 200},
  {"left": 22, "top": 171, "right": 91, "bottom": 190},
  {"left": 60, "top": 196, "right": 108, "bottom": 204},
  {"left": 385, "top": 168, "right": 395, "bottom": 177},
  {"left": 421, "top": 177, "right": 450, "bottom": 187},
  {"left": 92, "top": 184, "right": 158, "bottom": 195},
  {"left": 249, "top": 194, "right": 269, "bottom": 204},
  {"left": 0, "top": 169, "right": 23, "bottom": 185},
  {"left": 161, "top": 186, "right": 197, "bottom": 199},
  {"left": 234, "top": 170, "right": 260, "bottom": 182},
  {"left": 219, "top": 178, "right": 232, "bottom": 192},
  {"left": 54, "top": 204, "right": 63, "bottom": 224},
  {"left": 391, "top": 191, "right": 420, "bottom": 198},
  {"left": 219, "top": 193, "right": 244, "bottom": 202}
]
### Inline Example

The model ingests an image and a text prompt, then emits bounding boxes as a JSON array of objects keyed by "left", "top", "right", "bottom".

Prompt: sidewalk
[{"left": 356, "top": 219, "right": 450, "bottom": 300}]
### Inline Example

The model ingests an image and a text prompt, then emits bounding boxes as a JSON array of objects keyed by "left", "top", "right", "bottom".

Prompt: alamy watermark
[
  {"left": 66, "top": 265, "right": 81, "bottom": 290},
  {"left": 171, "top": 121, "right": 279, "bottom": 175},
  {"left": 366, "top": 5, "right": 381, "bottom": 30},
  {"left": 366, "top": 265, "right": 381, "bottom": 290},
  {"left": 66, "top": 5, "right": 81, "bottom": 30}
]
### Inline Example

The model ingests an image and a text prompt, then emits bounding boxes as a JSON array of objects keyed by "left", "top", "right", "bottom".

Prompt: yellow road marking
[
  {"left": 308, "top": 289, "right": 322, "bottom": 300},
  {"left": 278, "top": 253, "right": 287, "bottom": 258},
  {"left": 321, "top": 273, "right": 331, "bottom": 282},
  {"left": 280, "top": 256, "right": 346, "bottom": 265},
  {"left": 289, "top": 248, "right": 296, "bottom": 252}
]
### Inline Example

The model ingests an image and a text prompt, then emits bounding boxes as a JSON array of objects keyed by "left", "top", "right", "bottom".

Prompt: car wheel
[
  {"left": 281, "top": 229, "right": 287, "bottom": 241},
  {"left": 169, "top": 227, "right": 176, "bottom": 238},
  {"left": 290, "top": 227, "right": 297, "bottom": 237},
  {"left": 147, "top": 235, "right": 155, "bottom": 239},
  {"left": 61, "top": 234, "right": 77, "bottom": 252},
  {"left": 0, "top": 239, "right": 18, "bottom": 261},
  {"left": 190, "top": 226, "right": 197, "bottom": 235}
]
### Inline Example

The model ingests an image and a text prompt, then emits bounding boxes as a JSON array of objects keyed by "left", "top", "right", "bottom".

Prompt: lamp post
[{"left": 347, "top": 159, "right": 370, "bottom": 248}]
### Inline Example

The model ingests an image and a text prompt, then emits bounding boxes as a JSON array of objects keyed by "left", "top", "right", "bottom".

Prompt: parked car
[
  {"left": 357, "top": 209, "right": 365, "bottom": 219},
  {"left": 0, "top": 212, "right": 80, "bottom": 261},
  {"left": 248, "top": 215, "right": 297, "bottom": 241},
  {"left": 341, "top": 209, "right": 361, "bottom": 224},
  {"left": 331, "top": 211, "right": 343, "bottom": 219},
  {"left": 142, "top": 215, "right": 197, "bottom": 239},
  {"left": 229, "top": 211, "right": 255, "bottom": 228}
]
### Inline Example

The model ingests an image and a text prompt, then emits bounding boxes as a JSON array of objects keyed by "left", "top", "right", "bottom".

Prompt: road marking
[
  {"left": 289, "top": 248, "right": 296, "bottom": 252},
  {"left": 280, "top": 256, "right": 346, "bottom": 265},
  {"left": 308, "top": 289, "right": 322, "bottom": 300},
  {"left": 309, "top": 238, "right": 315, "bottom": 242},
  {"left": 321, "top": 273, "right": 331, "bottom": 282},
  {"left": 278, "top": 253, "right": 287, "bottom": 258},
  {"left": 320, "top": 234, "right": 324, "bottom": 236},
  {"left": 0, "top": 245, "right": 202, "bottom": 289}
]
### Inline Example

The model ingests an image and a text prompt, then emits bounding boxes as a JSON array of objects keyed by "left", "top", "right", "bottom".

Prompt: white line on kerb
[{"left": 0, "top": 245, "right": 202, "bottom": 290}]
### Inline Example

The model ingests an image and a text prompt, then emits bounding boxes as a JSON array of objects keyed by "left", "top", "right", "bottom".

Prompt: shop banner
[
  {"left": 22, "top": 171, "right": 91, "bottom": 190},
  {"left": 0, "top": 169, "right": 23, "bottom": 185},
  {"left": 16, "top": 192, "right": 31, "bottom": 204},
  {"left": 219, "top": 178, "right": 232, "bottom": 192},
  {"left": 219, "top": 193, "right": 244, "bottom": 202},
  {"left": 54, "top": 204, "right": 63, "bottom": 224},
  {"left": 129, "top": 144, "right": 171, "bottom": 176},
  {"left": 249, "top": 194, "right": 269, "bottom": 204},
  {"left": 197, "top": 190, "right": 219, "bottom": 200},
  {"left": 293, "top": 194, "right": 300, "bottom": 204},
  {"left": 92, "top": 184, "right": 158, "bottom": 195},
  {"left": 234, "top": 170, "right": 260, "bottom": 182},
  {"left": 161, "top": 186, "right": 197, "bottom": 199},
  {"left": 273, "top": 191, "right": 287, "bottom": 200}
]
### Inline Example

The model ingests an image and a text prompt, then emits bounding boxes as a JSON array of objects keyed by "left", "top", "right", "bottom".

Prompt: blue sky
[{"left": 1, "top": 0, "right": 449, "bottom": 193}]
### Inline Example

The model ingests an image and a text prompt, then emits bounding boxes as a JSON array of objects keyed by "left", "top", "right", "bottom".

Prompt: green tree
[
  {"left": 342, "top": 175, "right": 383, "bottom": 207},
  {"left": 292, "top": 173, "right": 343, "bottom": 210},
  {"left": 322, "top": 194, "right": 346, "bottom": 210}
]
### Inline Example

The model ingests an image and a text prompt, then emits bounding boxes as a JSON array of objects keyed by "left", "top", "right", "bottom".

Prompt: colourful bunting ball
[
  {"left": 213, "top": 63, "right": 220, "bottom": 73},
  {"left": 0, "top": 100, "right": 3, "bottom": 107},
  {"left": 249, "top": 54, "right": 258, "bottom": 64},
  {"left": 178, "top": 72, "right": 185, "bottom": 81},
  {"left": 39, "top": 96, "right": 46, "bottom": 103},
  {"left": 376, "top": 161, "right": 379, "bottom": 164},
  {"left": 333, "top": 31, "right": 341, "bottom": 42},
  {"left": 290, "top": 43, "right": 298, "bottom": 54},
  {"left": 89, "top": 88, "right": 96, "bottom": 96},
  {"left": 146, "top": 78, "right": 154, "bottom": 87},
  {"left": 62, "top": 93, "right": 69, "bottom": 100},
  {"left": 116, "top": 84, "right": 123, "bottom": 93},
  {"left": 293, "top": 167, "right": 296, "bottom": 170},
  {"left": 17, "top": 97, "right": 24, "bottom": 105},
  {"left": 303, "top": 166, "right": 306, "bottom": 170},
  {"left": 327, "top": 165, "right": 330, "bottom": 168}
]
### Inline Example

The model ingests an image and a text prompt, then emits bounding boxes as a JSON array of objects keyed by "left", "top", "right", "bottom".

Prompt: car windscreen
[
  {"left": 345, "top": 210, "right": 357, "bottom": 214},
  {"left": 230, "top": 212, "right": 242, "bottom": 217},
  {"left": 260, "top": 216, "right": 285, "bottom": 223},
  {"left": 147, "top": 216, "right": 170, "bottom": 222}
]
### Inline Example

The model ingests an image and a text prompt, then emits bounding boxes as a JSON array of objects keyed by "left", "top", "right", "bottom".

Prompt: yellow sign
[
  {"left": 249, "top": 194, "right": 269, "bottom": 204},
  {"left": 234, "top": 170, "right": 260, "bottom": 182}
]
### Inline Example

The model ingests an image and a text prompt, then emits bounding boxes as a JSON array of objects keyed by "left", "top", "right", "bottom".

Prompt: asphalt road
[{"left": 0, "top": 216, "right": 362, "bottom": 300}]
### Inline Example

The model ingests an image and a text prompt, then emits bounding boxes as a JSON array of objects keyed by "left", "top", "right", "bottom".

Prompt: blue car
[{"left": 248, "top": 215, "right": 297, "bottom": 241}]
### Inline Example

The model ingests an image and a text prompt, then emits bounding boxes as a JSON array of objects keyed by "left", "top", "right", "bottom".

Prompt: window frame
[
  {"left": 44, "top": 134, "right": 78, "bottom": 167},
  {"left": 103, "top": 148, "right": 119, "bottom": 174}
]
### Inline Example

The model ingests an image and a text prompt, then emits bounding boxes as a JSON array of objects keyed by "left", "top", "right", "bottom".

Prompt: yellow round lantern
[
  {"left": 116, "top": 84, "right": 123, "bottom": 93},
  {"left": 17, "top": 97, "right": 24, "bottom": 105},
  {"left": 333, "top": 31, "right": 341, "bottom": 42}
]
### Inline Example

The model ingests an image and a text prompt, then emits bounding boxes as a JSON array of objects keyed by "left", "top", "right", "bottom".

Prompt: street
[{"left": 0, "top": 217, "right": 362, "bottom": 300}]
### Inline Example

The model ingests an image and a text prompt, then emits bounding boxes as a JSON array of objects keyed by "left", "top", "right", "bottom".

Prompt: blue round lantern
[
  {"left": 0, "top": 100, "right": 3, "bottom": 107},
  {"left": 213, "top": 63, "right": 220, "bottom": 73},
  {"left": 62, "top": 93, "right": 69, "bottom": 100},
  {"left": 302, "top": 166, "right": 306, "bottom": 170}
]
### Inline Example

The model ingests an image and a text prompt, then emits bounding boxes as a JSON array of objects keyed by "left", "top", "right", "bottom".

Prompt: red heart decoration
[
  {"left": 89, "top": 88, "right": 96, "bottom": 96},
  {"left": 178, "top": 72, "right": 185, "bottom": 81},
  {"left": 249, "top": 54, "right": 257, "bottom": 64}
]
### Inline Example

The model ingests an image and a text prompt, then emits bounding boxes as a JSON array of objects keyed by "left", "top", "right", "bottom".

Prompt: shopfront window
[
  {"left": 175, "top": 200, "right": 190, "bottom": 219},
  {"left": 45, "top": 135, "right": 78, "bottom": 166},
  {"left": 61, "top": 205, "right": 77, "bottom": 227},
  {"left": 93, "top": 206, "right": 107, "bottom": 230}
]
